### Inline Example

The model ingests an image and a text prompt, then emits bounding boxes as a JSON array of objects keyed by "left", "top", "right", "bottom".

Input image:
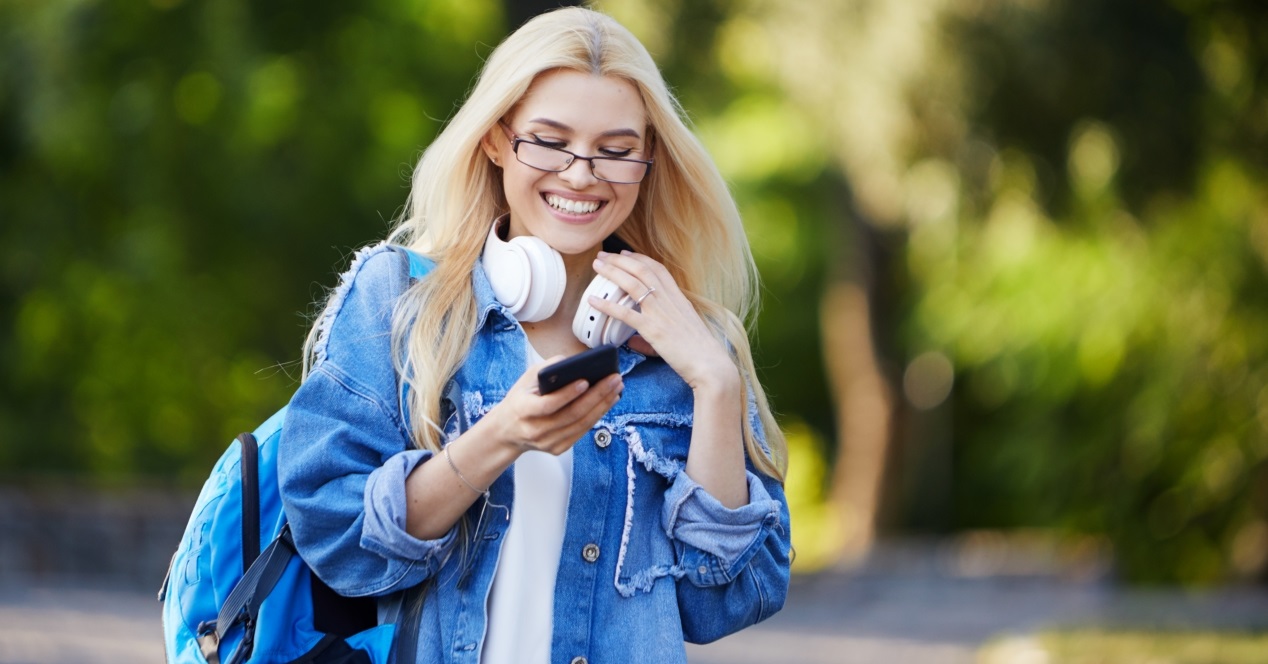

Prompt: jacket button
[
  {"left": 581, "top": 543, "right": 600, "bottom": 563},
  {"left": 570, "top": 658, "right": 588, "bottom": 664},
  {"left": 594, "top": 428, "right": 612, "bottom": 448}
]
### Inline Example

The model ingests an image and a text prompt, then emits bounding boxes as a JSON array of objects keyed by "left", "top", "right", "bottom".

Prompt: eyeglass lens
[{"left": 515, "top": 141, "right": 648, "bottom": 183}]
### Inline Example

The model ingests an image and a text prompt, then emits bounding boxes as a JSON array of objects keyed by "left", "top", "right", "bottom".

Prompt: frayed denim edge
[
  {"left": 311, "top": 241, "right": 393, "bottom": 367},
  {"left": 613, "top": 433, "right": 639, "bottom": 597},
  {"left": 613, "top": 425, "right": 686, "bottom": 597}
]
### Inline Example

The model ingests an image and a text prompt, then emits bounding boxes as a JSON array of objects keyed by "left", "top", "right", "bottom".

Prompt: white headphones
[{"left": 481, "top": 216, "right": 639, "bottom": 348}]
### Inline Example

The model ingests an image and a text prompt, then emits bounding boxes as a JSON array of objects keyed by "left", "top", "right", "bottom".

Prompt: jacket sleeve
[
  {"left": 278, "top": 245, "right": 456, "bottom": 597},
  {"left": 663, "top": 397, "right": 791, "bottom": 643}
]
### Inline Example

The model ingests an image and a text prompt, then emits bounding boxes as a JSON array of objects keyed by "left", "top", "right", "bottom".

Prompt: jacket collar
[{"left": 471, "top": 254, "right": 516, "bottom": 332}]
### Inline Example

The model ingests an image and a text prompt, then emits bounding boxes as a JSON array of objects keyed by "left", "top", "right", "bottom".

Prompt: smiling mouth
[{"left": 544, "top": 193, "right": 603, "bottom": 215}]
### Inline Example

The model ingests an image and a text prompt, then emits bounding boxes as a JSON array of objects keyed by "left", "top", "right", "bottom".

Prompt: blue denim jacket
[{"left": 278, "top": 243, "right": 791, "bottom": 664}]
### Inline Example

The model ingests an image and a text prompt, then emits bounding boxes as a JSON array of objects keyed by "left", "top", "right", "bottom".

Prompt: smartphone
[{"left": 537, "top": 344, "right": 619, "bottom": 395}]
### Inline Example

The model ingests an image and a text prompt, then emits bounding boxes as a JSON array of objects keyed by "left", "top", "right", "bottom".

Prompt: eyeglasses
[{"left": 499, "top": 122, "right": 653, "bottom": 184}]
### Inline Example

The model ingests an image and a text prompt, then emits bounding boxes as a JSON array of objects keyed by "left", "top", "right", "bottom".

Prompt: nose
[{"left": 557, "top": 156, "right": 599, "bottom": 188}]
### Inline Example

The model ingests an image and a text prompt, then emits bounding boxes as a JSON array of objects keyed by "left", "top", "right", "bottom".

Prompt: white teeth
[{"left": 546, "top": 194, "right": 600, "bottom": 215}]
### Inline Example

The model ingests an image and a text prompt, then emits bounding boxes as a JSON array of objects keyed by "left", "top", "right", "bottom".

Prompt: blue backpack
[{"left": 160, "top": 248, "right": 432, "bottom": 664}]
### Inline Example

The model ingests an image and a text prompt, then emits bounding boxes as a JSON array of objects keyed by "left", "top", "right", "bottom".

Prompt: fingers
[
  {"left": 527, "top": 374, "right": 623, "bottom": 454},
  {"left": 589, "top": 251, "right": 732, "bottom": 389},
  {"left": 592, "top": 251, "right": 671, "bottom": 307},
  {"left": 520, "top": 355, "right": 590, "bottom": 411},
  {"left": 546, "top": 374, "right": 623, "bottom": 445},
  {"left": 502, "top": 365, "right": 623, "bottom": 455},
  {"left": 589, "top": 251, "right": 678, "bottom": 334}
]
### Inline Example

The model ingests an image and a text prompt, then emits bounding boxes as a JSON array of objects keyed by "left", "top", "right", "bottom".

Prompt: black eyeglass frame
[{"left": 498, "top": 122, "right": 654, "bottom": 184}]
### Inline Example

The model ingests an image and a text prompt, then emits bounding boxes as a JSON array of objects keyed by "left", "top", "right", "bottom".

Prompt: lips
[{"left": 544, "top": 193, "right": 603, "bottom": 215}]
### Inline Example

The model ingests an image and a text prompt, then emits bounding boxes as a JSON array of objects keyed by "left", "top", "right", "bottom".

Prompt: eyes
[{"left": 528, "top": 134, "right": 638, "bottom": 158}]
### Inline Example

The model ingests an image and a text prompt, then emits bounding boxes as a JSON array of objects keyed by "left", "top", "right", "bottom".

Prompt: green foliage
[
  {"left": 604, "top": 0, "right": 838, "bottom": 441},
  {"left": 3, "top": 0, "right": 1266, "bottom": 587},
  {"left": 0, "top": 0, "right": 505, "bottom": 483},
  {"left": 913, "top": 153, "right": 1268, "bottom": 584},
  {"left": 903, "top": 1, "right": 1268, "bottom": 583}
]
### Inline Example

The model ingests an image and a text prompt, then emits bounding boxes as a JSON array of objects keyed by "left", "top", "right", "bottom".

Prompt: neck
[{"left": 555, "top": 247, "right": 600, "bottom": 320}]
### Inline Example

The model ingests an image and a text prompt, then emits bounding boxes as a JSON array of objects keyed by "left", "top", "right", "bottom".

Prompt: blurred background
[{"left": 3, "top": 0, "right": 1268, "bottom": 661}]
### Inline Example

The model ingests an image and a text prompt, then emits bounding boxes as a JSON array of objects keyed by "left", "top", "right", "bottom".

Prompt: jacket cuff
[
  {"left": 662, "top": 471, "right": 782, "bottom": 586},
  {"left": 362, "top": 449, "right": 457, "bottom": 563}
]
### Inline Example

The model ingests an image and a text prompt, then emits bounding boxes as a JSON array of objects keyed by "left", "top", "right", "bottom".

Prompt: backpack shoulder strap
[
  {"left": 202, "top": 526, "right": 299, "bottom": 664},
  {"left": 237, "top": 433, "right": 260, "bottom": 571}
]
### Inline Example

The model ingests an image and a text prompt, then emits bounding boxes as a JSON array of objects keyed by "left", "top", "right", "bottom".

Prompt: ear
[{"left": 480, "top": 128, "right": 503, "bottom": 167}]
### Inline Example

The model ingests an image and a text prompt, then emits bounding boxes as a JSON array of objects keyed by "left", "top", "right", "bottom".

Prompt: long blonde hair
[{"left": 305, "top": 7, "right": 786, "bottom": 480}]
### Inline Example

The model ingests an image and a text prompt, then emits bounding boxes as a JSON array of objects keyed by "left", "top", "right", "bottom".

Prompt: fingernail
[
  {"left": 576, "top": 381, "right": 589, "bottom": 393},
  {"left": 620, "top": 250, "right": 632, "bottom": 256}
]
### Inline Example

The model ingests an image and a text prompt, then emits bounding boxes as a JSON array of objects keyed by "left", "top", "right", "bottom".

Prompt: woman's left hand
[
  {"left": 590, "top": 251, "right": 738, "bottom": 392},
  {"left": 594, "top": 250, "right": 750, "bottom": 509}
]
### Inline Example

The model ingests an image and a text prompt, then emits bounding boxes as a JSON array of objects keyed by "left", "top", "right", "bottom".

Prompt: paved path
[
  {"left": 3, "top": 569, "right": 1266, "bottom": 664},
  {"left": 0, "top": 584, "right": 166, "bottom": 664},
  {"left": 687, "top": 571, "right": 1268, "bottom": 664}
]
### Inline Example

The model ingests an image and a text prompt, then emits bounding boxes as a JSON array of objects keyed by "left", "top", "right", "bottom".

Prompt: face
[{"left": 483, "top": 69, "right": 649, "bottom": 257}]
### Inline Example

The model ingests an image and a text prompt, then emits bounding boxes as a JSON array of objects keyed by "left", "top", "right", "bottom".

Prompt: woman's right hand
[
  {"left": 485, "top": 357, "right": 624, "bottom": 457},
  {"left": 405, "top": 359, "right": 621, "bottom": 540}
]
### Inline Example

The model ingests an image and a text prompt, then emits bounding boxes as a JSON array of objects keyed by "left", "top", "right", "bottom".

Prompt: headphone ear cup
[
  {"left": 573, "top": 275, "right": 638, "bottom": 348},
  {"left": 510, "top": 236, "right": 565, "bottom": 322},
  {"left": 481, "top": 216, "right": 565, "bottom": 322},
  {"left": 482, "top": 231, "right": 531, "bottom": 314}
]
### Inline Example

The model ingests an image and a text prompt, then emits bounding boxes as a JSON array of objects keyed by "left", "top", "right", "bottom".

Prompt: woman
[{"left": 278, "top": 7, "right": 790, "bottom": 663}]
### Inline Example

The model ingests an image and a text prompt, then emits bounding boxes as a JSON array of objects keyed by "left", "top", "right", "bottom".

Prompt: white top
[{"left": 481, "top": 344, "right": 573, "bottom": 664}]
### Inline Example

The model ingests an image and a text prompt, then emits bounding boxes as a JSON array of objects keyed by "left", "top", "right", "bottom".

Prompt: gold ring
[{"left": 635, "top": 286, "right": 656, "bottom": 305}]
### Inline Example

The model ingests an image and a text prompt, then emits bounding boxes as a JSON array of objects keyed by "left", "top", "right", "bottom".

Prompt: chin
[
  {"left": 540, "top": 232, "right": 608, "bottom": 257},
  {"left": 528, "top": 217, "right": 625, "bottom": 256}
]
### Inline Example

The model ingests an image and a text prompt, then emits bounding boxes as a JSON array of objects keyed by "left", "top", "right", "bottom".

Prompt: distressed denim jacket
[{"left": 278, "top": 243, "right": 791, "bottom": 664}]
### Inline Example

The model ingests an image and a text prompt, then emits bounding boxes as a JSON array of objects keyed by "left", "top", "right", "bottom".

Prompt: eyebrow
[{"left": 523, "top": 117, "right": 642, "bottom": 140}]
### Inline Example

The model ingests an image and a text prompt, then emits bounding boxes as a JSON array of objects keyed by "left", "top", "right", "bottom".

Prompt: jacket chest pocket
[{"left": 613, "top": 419, "right": 690, "bottom": 597}]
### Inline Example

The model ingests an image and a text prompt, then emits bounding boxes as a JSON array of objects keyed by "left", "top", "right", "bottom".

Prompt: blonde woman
[{"left": 279, "top": 7, "right": 790, "bottom": 663}]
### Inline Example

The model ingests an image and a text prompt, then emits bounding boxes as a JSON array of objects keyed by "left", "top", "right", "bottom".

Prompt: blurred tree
[
  {"left": 721, "top": 0, "right": 1268, "bottom": 583},
  {"left": 605, "top": 2, "right": 842, "bottom": 448},
  {"left": 0, "top": 0, "right": 507, "bottom": 484},
  {"left": 915, "top": 0, "right": 1268, "bottom": 585},
  {"left": 504, "top": 0, "right": 574, "bottom": 30},
  {"left": 4, "top": 0, "right": 1266, "bottom": 585}
]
